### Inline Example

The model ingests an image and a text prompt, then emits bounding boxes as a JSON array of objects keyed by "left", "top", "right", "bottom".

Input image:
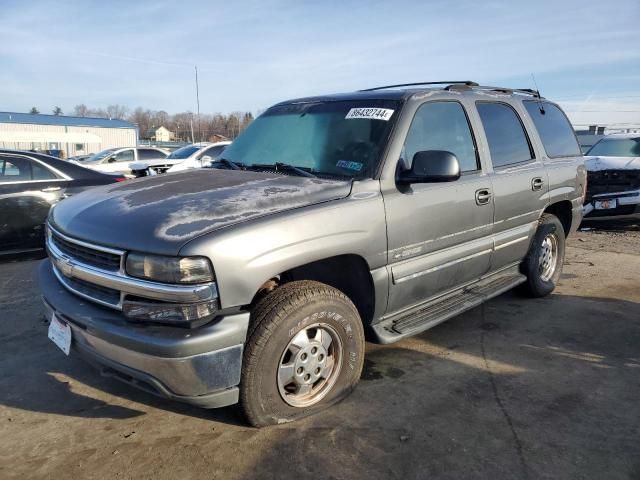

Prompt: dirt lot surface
[{"left": 1, "top": 230, "right": 639, "bottom": 480}]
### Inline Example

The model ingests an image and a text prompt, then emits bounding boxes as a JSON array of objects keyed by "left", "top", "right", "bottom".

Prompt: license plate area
[
  {"left": 595, "top": 199, "right": 617, "bottom": 210},
  {"left": 48, "top": 313, "right": 72, "bottom": 355}
]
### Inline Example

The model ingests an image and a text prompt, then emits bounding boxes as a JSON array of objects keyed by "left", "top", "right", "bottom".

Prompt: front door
[{"left": 384, "top": 100, "right": 494, "bottom": 314}]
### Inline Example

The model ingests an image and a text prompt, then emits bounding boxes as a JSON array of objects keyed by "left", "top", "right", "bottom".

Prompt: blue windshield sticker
[{"left": 336, "top": 160, "right": 364, "bottom": 171}]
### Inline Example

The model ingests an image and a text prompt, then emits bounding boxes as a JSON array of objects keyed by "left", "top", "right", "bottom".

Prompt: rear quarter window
[{"left": 524, "top": 101, "right": 581, "bottom": 158}]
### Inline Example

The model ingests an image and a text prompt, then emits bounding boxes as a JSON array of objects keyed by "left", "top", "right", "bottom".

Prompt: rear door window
[
  {"left": 138, "top": 149, "right": 165, "bottom": 160},
  {"left": 201, "top": 145, "right": 226, "bottom": 159},
  {"left": 524, "top": 101, "right": 581, "bottom": 158},
  {"left": 112, "top": 149, "right": 135, "bottom": 162},
  {"left": 31, "top": 161, "right": 58, "bottom": 180},
  {"left": 476, "top": 102, "right": 533, "bottom": 168}
]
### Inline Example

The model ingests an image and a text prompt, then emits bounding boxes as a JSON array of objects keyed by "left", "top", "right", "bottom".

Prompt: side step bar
[{"left": 372, "top": 270, "right": 527, "bottom": 344}]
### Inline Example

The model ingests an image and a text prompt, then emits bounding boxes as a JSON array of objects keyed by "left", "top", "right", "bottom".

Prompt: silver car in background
[{"left": 79, "top": 147, "right": 169, "bottom": 175}]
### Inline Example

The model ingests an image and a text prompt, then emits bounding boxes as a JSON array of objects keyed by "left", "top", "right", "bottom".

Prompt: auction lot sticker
[{"left": 345, "top": 108, "right": 395, "bottom": 121}]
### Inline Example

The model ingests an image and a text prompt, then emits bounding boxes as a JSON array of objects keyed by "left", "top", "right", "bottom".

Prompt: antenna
[
  {"left": 531, "top": 74, "right": 545, "bottom": 114},
  {"left": 195, "top": 65, "right": 202, "bottom": 141}
]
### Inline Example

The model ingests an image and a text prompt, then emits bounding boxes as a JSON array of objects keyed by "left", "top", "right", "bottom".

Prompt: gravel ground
[{"left": 0, "top": 230, "right": 639, "bottom": 480}]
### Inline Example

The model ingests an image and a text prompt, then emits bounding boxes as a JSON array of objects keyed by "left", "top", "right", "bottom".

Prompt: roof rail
[
  {"left": 359, "top": 81, "right": 479, "bottom": 92},
  {"left": 446, "top": 84, "right": 542, "bottom": 98}
]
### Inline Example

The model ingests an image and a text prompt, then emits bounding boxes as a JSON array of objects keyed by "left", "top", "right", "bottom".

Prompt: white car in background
[
  {"left": 583, "top": 134, "right": 640, "bottom": 221},
  {"left": 79, "top": 147, "right": 170, "bottom": 175},
  {"left": 166, "top": 141, "right": 231, "bottom": 173}
]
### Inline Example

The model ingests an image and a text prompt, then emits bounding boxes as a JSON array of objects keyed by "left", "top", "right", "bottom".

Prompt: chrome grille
[
  {"left": 50, "top": 230, "right": 122, "bottom": 271},
  {"left": 55, "top": 270, "right": 122, "bottom": 307},
  {"left": 586, "top": 169, "right": 640, "bottom": 201}
]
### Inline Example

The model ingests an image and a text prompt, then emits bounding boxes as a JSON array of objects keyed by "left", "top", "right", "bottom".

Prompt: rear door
[
  {"left": 0, "top": 154, "right": 67, "bottom": 252},
  {"left": 474, "top": 101, "right": 548, "bottom": 271},
  {"left": 384, "top": 100, "right": 494, "bottom": 313}
]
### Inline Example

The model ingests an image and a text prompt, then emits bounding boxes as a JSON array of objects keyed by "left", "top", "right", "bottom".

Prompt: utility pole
[{"left": 195, "top": 65, "right": 201, "bottom": 142}]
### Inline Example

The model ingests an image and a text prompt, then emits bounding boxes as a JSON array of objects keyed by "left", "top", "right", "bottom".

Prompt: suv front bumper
[{"left": 38, "top": 260, "right": 249, "bottom": 408}]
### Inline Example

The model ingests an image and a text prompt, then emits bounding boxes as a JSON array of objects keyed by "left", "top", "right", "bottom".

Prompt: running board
[{"left": 372, "top": 270, "right": 527, "bottom": 344}]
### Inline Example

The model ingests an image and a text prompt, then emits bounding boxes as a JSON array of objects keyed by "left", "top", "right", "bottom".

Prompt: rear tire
[
  {"left": 240, "top": 281, "right": 365, "bottom": 427},
  {"left": 520, "top": 213, "right": 565, "bottom": 297}
]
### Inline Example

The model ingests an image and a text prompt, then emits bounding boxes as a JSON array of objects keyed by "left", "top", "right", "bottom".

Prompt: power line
[{"left": 565, "top": 110, "right": 640, "bottom": 113}]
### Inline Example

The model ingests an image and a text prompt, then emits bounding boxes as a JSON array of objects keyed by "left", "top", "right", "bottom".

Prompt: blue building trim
[{"left": 0, "top": 112, "right": 135, "bottom": 129}]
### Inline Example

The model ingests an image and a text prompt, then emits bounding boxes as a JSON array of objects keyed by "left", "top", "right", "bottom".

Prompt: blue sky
[{"left": 1, "top": 0, "right": 639, "bottom": 126}]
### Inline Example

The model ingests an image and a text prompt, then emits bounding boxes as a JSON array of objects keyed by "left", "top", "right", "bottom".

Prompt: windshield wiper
[{"left": 251, "top": 162, "right": 317, "bottom": 178}]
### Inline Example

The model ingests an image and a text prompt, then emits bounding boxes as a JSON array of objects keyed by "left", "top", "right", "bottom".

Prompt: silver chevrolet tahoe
[{"left": 39, "top": 81, "right": 586, "bottom": 426}]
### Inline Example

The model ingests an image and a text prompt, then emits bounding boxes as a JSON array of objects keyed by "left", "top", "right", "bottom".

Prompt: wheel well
[
  {"left": 253, "top": 255, "right": 375, "bottom": 325},
  {"left": 544, "top": 201, "right": 572, "bottom": 236}
]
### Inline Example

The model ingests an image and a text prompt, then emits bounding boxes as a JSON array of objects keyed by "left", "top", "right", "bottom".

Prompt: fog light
[{"left": 122, "top": 299, "right": 217, "bottom": 325}]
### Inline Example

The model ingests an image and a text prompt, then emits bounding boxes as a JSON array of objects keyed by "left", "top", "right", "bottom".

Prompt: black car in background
[{"left": 0, "top": 149, "right": 125, "bottom": 256}]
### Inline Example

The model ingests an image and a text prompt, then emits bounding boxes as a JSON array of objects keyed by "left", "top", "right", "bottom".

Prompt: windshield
[
  {"left": 167, "top": 145, "right": 201, "bottom": 159},
  {"left": 84, "top": 148, "right": 117, "bottom": 163},
  {"left": 221, "top": 100, "right": 402, "bottom": 179},
  {"left": 586, "top": 137, "right": 640, "bottom": 157}
]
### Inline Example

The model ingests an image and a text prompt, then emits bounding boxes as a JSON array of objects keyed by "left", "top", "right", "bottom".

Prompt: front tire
[
  {"left": 520, "top": 213, "right": 566, "bottom": 297},
  {"left": 240, "top": 281, "right": 365, "bottom": 427}
]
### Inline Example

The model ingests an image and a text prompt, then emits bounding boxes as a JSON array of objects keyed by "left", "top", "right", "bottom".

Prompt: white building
[
  {"left": 145, "top": 126, "right": 175, "bottom": 142},
  {"left": 0, "top": 112, "right": 137, "bottom": 157}
]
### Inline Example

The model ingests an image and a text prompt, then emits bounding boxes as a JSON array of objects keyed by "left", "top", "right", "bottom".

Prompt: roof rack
[
  {"left": 359, "top": 81, "right": 479, "bottom": 92},
  {"left": 359, "top": 81, "right": 542, "bottom": 98},
  {"left": 445, "top": 84, "right": 541, "bottom": 98}
]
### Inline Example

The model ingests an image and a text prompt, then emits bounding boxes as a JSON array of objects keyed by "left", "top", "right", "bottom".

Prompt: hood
[
  {"left": 584, "top": 155, "right": 640, "bottom": 172},
  {"left": 50, "top": 169, "right": 352, "bottom": 255}
]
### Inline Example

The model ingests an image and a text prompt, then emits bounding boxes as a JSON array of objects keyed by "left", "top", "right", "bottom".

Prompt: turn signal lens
[{"left": 123, "top": 299, "right": 217, "bottom": 325}]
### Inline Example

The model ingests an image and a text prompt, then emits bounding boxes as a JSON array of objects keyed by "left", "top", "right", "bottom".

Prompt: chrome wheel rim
[
  {"left": 539, "top": 232, "right": 559, "bottom": 282},
  {"left": 277, "top": 323, "right": 343, "bottom": 408}
]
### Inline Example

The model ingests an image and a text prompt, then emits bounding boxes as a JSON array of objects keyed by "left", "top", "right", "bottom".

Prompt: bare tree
[
  {"left": 52, "top": 106, "right": 63, "bottom": 116},
  {"left": 74, "top": 104, "right": 89, "bottom": 117},
  {"left": 106, "top": 104, "right": 129, "bottom": 120},
  {"left": 63, "top": 103, "right": 254, "bottom": 141},
  {"left": 129, "top": 107, "right": 152, "bottom": 138}
]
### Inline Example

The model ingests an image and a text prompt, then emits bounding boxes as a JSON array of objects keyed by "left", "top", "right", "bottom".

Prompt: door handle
[
  {"left": 475, "top": 188, "right": 492, "bottom": 206},
  {"left": 531, "top": 177, "right": 544, "bottom": 191},
  {"left": 41, "top": 186, "right": 61, "bottom": 192}
]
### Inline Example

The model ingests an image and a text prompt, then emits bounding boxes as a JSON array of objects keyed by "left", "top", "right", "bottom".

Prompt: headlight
[{"left": 125, "top": 253, "right": 214, "bottom": 284}]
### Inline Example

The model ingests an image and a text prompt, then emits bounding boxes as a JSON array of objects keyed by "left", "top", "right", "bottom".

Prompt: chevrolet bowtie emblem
[{"left": 58, "top": 256, "right": 74, "bottom": 278}]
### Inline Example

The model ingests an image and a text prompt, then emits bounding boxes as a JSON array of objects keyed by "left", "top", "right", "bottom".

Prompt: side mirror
[
  {"left": 397, "top": 150, "right": 461, "bottom": 184},
  {"left": 107, "top": 156, "right": 116, "bottom": 163},
  {"left": 200, "top": 155, "right": 213, "bottom": 164}
]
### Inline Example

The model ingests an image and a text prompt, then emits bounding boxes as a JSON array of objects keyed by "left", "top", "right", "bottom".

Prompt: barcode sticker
[{"left": 345, "top": 108, "right": 395, "bottom": 121}]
